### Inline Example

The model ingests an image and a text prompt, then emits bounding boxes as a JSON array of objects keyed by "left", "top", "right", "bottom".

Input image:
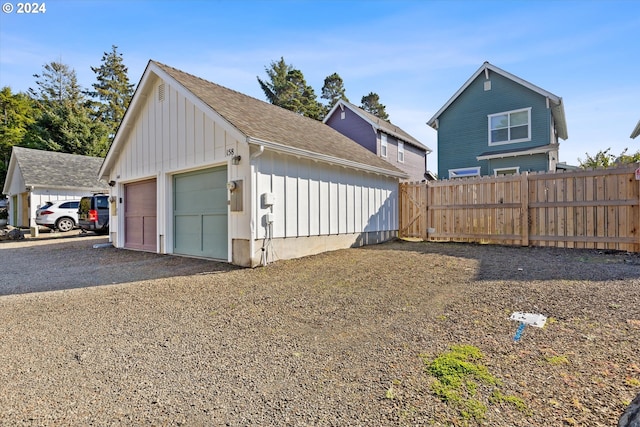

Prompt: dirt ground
[{"left": 0, "top": 237, "right": 639, "bottom": 426}]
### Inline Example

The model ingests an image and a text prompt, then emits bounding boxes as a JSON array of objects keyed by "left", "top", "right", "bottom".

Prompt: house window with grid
[
  {"left": 381, "top": 134, "right": 388, "bottom": 157},
  {"left": 397, "top": 141, "right": 404, "bottom": 163},
  {"left": 488, "top": 108, "right": 531, "bottom": 145}
]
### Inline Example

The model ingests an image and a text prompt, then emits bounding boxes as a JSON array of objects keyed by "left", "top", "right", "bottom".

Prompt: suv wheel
[{"left": 56, "top": 217, "right": 75, "bottom": 232}]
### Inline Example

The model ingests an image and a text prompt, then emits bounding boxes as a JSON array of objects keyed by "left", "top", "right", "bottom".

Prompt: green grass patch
[
  {"left": 422, "top": 344, "right": 529, "bottom": 423},
  {"left": 545, "top": 355, "right": 570, "bottom": 366}
]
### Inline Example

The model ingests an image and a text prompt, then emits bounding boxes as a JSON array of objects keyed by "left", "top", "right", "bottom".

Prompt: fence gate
[{"left": 399, "top": 182, "right": 427, "bottom": 239}]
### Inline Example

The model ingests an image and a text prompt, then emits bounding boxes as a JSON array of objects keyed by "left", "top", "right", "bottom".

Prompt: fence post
[
  {"left": 424, "top": 181, "right": 431, "bottom": 241},
  {"left": 521, "top": 172, "right": 529, "bottom": 246}
]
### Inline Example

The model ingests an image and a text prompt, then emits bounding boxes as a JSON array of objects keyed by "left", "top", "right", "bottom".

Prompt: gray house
[
  {"left": 427, "top": 62, "right": 568, "bottom": 178},
  {"left": 324, "top": 100, "right": 432, "bottom": 182},
  {"left": 2, "top": 147, "right": 109, "bottom": 227}
]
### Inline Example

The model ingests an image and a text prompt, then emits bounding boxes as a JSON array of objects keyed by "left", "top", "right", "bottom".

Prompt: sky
[{"left": 0, "top": 0, "right": 638, "bottom": 175}]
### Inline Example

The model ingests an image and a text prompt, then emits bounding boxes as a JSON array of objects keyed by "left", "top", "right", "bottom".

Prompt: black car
[{"left": 78, "top": 194, "right": 110, "bottom": 234}]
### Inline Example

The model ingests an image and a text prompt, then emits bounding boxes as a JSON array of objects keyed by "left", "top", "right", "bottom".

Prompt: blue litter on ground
[{"left": 513, "top": 322, "right": 526, "bottom": 341}]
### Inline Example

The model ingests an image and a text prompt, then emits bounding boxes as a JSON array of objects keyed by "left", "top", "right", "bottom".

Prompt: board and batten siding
[
  {"left": 438, "top": 71, "right": 553, "bottom": 176},
  {"left": 108, "top": 78, "right": 249, "bottom": 253},
  {"left": 254, "top": 151, "right": 398, "bottom": 240},
  {"left": 112, "top": 79, "right": 241, "bottom": 182}
]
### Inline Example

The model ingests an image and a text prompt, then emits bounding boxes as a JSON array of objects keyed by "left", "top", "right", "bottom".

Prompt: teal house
[{"left": 427, "top": 62, "right": 568, "bottom": 179}]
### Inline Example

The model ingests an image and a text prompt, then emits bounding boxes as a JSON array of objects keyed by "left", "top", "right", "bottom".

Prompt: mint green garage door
[{"left": 173, "top": 166, "right": 228, "bottom": 259}]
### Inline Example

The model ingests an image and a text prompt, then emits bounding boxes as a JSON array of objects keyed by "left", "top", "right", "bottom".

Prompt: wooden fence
[{"left": 399, "top": 163, "right": 640, "bottom": 252}]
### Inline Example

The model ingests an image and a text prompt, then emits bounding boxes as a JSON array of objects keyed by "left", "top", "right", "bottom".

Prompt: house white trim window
[
  {"left": 380, "top": 134, "right": 388, "bottom": 158},
  {"left": 494, "top": 166, "right": 520, "bottom": 176},
  {"left": 397, "top": 141, "right": 404, "bottom": 163},
  {"left": 449, "top": 166, "right": 481, "bottom": 179},
  {"left": 488, "top": 107, "right": 531, "bottom": 145}
]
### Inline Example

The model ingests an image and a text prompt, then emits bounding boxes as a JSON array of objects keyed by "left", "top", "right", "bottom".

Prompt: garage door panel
[
  {"left": 174, "top": 214, "right": 203, "bottom": 254},
  {"left": 124, "top": 179, "right": 157, "bottom": 251},
  {"left": 202, "top": 213, "right": 228, "bottom": 258},
  {"left": 174, "top": 166, "right": 228, "bottom": 260}
]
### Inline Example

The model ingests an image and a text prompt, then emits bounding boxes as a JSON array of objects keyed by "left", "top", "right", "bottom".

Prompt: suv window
[
  {"left": 96, "top": 196, "right": 109, "bottom": 208},
  {"left": 39, "top": 202, "right": 53, "bottom": 210},
  {"left": 60, "top": 201, "right": 80, "bottom": 209}
]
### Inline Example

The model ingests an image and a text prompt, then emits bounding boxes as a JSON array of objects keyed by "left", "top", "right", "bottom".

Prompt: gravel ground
[{"left": 0, "top": 237, "right": 639, "bottom": 426}]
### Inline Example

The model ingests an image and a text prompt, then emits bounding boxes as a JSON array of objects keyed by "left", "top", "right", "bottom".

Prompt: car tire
[{"left": 56, "top": 217, "right": 75, "bottom": 232}]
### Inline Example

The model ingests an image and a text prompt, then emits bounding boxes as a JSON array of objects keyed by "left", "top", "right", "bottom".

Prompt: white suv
[{"left": 35, "top": 200, "right": 81, "bottom": 232}]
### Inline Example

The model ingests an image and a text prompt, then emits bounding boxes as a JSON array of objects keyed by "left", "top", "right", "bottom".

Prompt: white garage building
[{"left": 99, "top": 61, "right": 407, "bottom": 267}]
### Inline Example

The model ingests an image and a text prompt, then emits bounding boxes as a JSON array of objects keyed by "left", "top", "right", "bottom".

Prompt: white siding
[
  {"left": 106, "top": 78, "right": 249, "bottom": 254},
  {"left": 111, "top": 79, "right": 241, "bottom": 183},
  {"left": 254, "top": 151, "right": 398, "bottom": 240}
]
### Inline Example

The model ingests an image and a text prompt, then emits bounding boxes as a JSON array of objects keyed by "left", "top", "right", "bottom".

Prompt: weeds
[
  {"left": 422, "top": 344, "right": 529, "bottom": 424},
  {"left": 546, "top": 355, "right": 570, "bottom": 365}
]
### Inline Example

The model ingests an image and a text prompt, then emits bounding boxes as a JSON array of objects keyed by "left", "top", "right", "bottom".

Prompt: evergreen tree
[
  {"left": 25, "top": 61, "right": 109, "bottom": 156},
  {"left": 257, "top": 57, "right": 291, "bottom": 106},
  {"left": 0, "top": 87, "right": 36, "bottom": 192},
  {"left": 360, "top": 92, "right": 389, "bottom": 121},
  {"left": 321, "top": 72, "right": 348, "bottom": 114},
  {"left": 89, "top": 45, "right": 134, "bottom": 141},
  {"left": 257, "top": 57, "right": 323, "bottom": 120}
]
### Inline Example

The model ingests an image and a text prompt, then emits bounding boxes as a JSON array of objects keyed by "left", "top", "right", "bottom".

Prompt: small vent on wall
[
  {"left": 484, "top": 80, "right": 491, "bottom": 91},
  {"left": 341, "top": 111, "right": 346, "bottom": 120},
  {"left": 158, "top": 83, "right": 165, "bottom": 102}
]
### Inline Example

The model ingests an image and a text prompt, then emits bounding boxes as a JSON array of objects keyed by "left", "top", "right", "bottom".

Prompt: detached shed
[
  {"left": 99, "top": 60, "right": 407, "bottom": 267},
  {"left": 2, "top": 147, "right": 108, "bottom": 227}
]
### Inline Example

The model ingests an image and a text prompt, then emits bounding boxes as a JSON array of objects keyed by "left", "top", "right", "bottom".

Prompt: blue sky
[{"left": 1, "top": 0, "right": 638, "bottom": 174}]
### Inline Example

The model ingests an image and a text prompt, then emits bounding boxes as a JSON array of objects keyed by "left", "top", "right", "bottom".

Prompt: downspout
[{"left": 249, "top": 143, "right": 265, "bottom": 267}]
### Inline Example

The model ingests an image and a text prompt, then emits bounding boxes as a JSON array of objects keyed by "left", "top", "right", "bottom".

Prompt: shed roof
[
  {"left": 6, "top": 146, "right": 108, "bottom": 191},
  {"left": 102, "top": 60, "right": 407, "bottom": 179},
  {"left": 427, "top": 62, "right": 568, "bottom": 140},
  {"left": 324, "top": 100, "right": 431, "bottom": 152}
]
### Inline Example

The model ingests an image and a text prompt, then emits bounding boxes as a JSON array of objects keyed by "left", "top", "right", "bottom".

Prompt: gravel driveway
[{"left": 0, "top": 236, "right": 639, "bottom": 426}]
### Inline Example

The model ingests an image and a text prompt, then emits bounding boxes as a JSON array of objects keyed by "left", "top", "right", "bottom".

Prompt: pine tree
[
  {"left": 321, "top": 72, "right": 348, "bottom": 114},
  {"left": 257, "top": 57, "right": 323, "bottom": 120},
  {"left": 25, "top": 61, "right": 109, "bottom": 156},
  {"left": 361, "top": 92, "right": 389, "bottom": 121},
  {"left": 257, "top": 57, "right": 291, "bottom": 106},
  {"left": 89, "top": 45, "right": 134, "bottom": 141}
]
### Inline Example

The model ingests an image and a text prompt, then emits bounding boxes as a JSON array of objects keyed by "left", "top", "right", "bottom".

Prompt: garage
[
  {"left": 124, "top": 179, "right": 157, "bottom": 251},
  {"left": 173, "top": 166, "right": 228, "bottom": 259}
]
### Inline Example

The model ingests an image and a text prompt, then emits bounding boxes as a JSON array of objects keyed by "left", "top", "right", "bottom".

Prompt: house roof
[
  {"left": 476, "top": 143, "right": 556, "bottom": 161},
  {"left": 101, "top": 60, "right": 407, "bottom": 179},
  {"left": 4, "top": 146, "right": 108, "bottom": 192},
  {"left": 631, "top": 120, "right": 640, "bottom": 139},
  {"left": 427, "top": 62, "right": 568, "bottom": 140},
  {"left": 324, "top": 100, "right": 432, "bottom": 153}
]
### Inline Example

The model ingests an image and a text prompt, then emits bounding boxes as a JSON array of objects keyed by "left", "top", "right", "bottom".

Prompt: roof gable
[
  {"left": 7, "top": 147, "right": 107, "bottom": 191},
  {"left": 427, "top": 62, "right": 567, "bottom": 140},
  {"left": 325, "top": 100, "right": 431, "bottom": 152},
  {"left": 102, "top": 60, "right": 406, "bottom": 179}
]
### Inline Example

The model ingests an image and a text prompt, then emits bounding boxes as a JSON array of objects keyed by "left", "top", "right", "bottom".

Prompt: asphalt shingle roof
[
  {"left": 335, "top": 100, "right": 428, "bottom": 150},
  {"left": 152, "top": 61, "right": 405, "bottom": 176},
  {"left": 12, "top": 146, "right": 108, "bottom": 190}
]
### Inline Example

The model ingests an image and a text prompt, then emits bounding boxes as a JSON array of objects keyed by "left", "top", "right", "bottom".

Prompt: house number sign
[{"left": 226, "top": 148, "right": 235, "bottom": 157}]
